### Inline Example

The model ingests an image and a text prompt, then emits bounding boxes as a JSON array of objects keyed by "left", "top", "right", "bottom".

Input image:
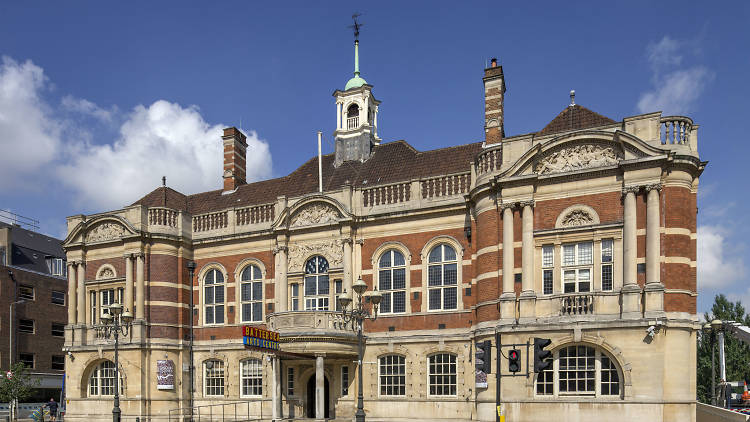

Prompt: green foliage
[
  {"left": 0, "top": 362, "right": 40, "bottom": 403},
  {"left": 697, "top": 294, "right": 750, "bottom": 403}
]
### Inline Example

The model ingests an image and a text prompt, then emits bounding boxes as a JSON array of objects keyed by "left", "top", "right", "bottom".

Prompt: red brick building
[{"left": 62, "top": 48, "right": 704, "bottom": 421}]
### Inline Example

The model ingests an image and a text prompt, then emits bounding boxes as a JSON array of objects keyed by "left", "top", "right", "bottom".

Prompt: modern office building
[{"left": 62, "top": 39, "right": 704, "bottom": 421}]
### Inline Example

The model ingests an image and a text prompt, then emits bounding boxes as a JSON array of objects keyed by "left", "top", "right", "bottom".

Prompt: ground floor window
[
  {"left": 204, "top": 360, "right": 225, "bottom": 397},
  {"left": 89, "top": 360, "right": 121, "bottom": 396},
  {"left": 428, "top": 353, "right": 456, "bottom": 396},
  {"left": 240, "top": 359, "right": 262, "bottom": 397},
  {"left": 535, "top": 344, "right": 621, "bottom": 398},
  {"left": 379, "top": 355, "right": 406, "bottom": 396}
]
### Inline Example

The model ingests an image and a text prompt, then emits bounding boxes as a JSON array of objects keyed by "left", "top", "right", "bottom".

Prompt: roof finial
[
  {"left": 569, "top": 90, "right": 576, "bottom": 107},
  {"left": 162, "top": 176, "right": 166, "bottom": 187},
  {"left": 349, "top": 13, "right": 363, "bottom": 77}
]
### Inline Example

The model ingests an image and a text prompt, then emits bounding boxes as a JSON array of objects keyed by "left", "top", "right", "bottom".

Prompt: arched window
[
  {"left": 240, "top": 265, "right": 263, "bottom": 322},
  {"left": 427, "top": 244, "right": 457, "bottom": 311},
  {"left": 88, "top": 360, "right": 122, "bottom": 397},
  {"left": 204, "top": 269, "right": 224, "bottom": 325},
  {"left": 378, "top": 250, "right": 406, "bottom": 314},
  {"left": 379, "top": 354, "right": 406, "bottom": 396},
  {"left": 535, "top": 344, "right": 621, "bottom": 397},
  {"left": 428, "top": 353, "right": 457, "bottom": 396},
  {"left": 304, "top": 256, "right": 329, "bottom": 310},
  {"left": 204, "top": 359, "right": 225, "bottom": 397},
  {"left": 240, "top": 359, "right": 263, "bottom": 397},
  {"left": 347, "top": 104, "right": 360, "bottom": 129}
]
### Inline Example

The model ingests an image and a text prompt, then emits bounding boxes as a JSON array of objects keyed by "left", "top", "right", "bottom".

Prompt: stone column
[
  {"left": 336, "top": 102, "right": 341, "bottom": 130},
  {"left": 343, "top": 239, "right": 353, "bottom": 294},
  {"left": 68, "top": 261, "right": 77, "bottom": 324},
  {"left": 621, "top": 186, "right": 641, "bottom": 316},
  {"left": 315, "top": 355, "right": 324, "bottom": 420},
  {"left": 645, "top": 184, "right": 665, "bottom": 315},
  {"left": 499, "top": 204, "right": 515, "bottom": 320},
  {"left": 136, "top": 253, "right": 145, "bottom": 319},
  {"left": 272, "top": 357, "right": 281, "bottom": 420},
  {"left": 77, "top": 261, "right": 86, "bottom": 325},
  {"left": 124, "top": 254, "right": 134, "bottom": 313},
  {"left": 519, "top": 201, "right": 536, "bottom": 319},
  {"left": 274, "top": 244, "right": 289, "bottom": 312}
]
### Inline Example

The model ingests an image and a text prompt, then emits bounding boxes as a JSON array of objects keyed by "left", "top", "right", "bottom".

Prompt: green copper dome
[{"left": 345, "top": 74, "right": 367, "bottom": 91}]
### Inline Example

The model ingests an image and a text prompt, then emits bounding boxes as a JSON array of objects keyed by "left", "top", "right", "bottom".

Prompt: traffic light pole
[{"left": 495, "top": 332, "right": 501, "bottom": 422}]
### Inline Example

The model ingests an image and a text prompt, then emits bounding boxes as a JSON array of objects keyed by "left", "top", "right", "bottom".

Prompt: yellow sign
[{"left": 497, "top": 404, "right": 505, "bottom": 422}]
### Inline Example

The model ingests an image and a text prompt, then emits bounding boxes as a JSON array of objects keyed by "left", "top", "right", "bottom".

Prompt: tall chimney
[
  {"left": 222, "top": 127, "right": 248, "bottom": 192},
  {"left": 483, "top": 57, "right": 506, "bottom": 145}
]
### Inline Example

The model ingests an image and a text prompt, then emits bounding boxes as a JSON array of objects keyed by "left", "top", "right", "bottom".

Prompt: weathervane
[{"left": 349, "top": 13, "right": 363, "bottom": 41}]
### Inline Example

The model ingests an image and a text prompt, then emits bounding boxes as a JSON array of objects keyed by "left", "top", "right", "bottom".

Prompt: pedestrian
[{"left": 45, "top": 398, "right": 58, "bottom": 422}]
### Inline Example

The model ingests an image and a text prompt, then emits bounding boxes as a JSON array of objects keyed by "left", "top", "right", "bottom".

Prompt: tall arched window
[
  {"left": 240, "top": 359, "right": 263, "bottom": 397},
  {"left": 427, "top": 244, "right": 457, "bottom": 311},
  {"left": 240, "top": 265, "right": 263, "bottom": 322},
  {"left": 378, "top": 250, "right": 406, "bottom": 314},
  {"left": 88, "top": 360, "right": 122, "bottom": 397},
  {"left": 535, "top": 344, "right": 621, "bottom": 397},
  {"left": 347, "top": 104, "right": 360, "bottom": 129},
  {"left": 304, "top": 256, "right": 329, "bottom": 310},
  {"left": 204, "top": 269, "right": 225, "bottom": 325}
]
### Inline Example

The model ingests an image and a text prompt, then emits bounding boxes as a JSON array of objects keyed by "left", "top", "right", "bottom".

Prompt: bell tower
[{"left": 332, "top": 14, "right": 381, "bottom": 167}]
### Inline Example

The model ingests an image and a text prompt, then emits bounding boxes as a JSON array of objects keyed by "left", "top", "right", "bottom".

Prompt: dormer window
[{"left": 347, "top": 104, "right": 360, "bottom": 129}]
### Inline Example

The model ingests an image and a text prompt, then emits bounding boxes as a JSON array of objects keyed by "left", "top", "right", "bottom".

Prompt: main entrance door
[{"left": 306, "top": 375, "right": 330, "bottom": 418}]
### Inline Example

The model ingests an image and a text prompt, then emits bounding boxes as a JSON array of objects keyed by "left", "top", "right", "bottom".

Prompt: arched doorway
[{"left": 305, "top": 375, "right": 330, "bottom": 418}]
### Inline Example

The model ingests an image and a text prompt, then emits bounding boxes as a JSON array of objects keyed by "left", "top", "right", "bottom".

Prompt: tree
[
  {"left": 0, "top": 362, "right": 39, "bottom": 404},
  {"left": 697, "top": 294, "right": 750, "bottom": 404}
]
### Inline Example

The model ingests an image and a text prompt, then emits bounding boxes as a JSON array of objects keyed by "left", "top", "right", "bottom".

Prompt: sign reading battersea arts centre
[{"left": 243, "top": 326, "right": 280, "bottom": 351}]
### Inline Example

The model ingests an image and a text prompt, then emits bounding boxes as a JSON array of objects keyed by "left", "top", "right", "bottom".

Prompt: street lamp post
[
  {"left": 338, "top": 277, "right": 382, "bottom": 422},
  {"left": 96, "top": 302, "right": 134, "bottom": 422}
]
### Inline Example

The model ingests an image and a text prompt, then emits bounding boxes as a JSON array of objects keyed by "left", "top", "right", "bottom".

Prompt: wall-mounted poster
[{"left": 157, "top": 360, "right": 175, "bottom": 390}]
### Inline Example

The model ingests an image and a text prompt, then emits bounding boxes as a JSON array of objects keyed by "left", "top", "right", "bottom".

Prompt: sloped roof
[
  {"left": 0, "top": 221, "right": 65, "bottom": 274},
  {"left": 539, "top": 104, "right": 617, "bottom": 136},
  {"left": 132, "top": 140, "right": 483, "bottom": 215}
]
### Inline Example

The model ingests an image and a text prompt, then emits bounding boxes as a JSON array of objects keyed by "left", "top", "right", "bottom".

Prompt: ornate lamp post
[
  {"left": 96, "top": 302, "right": 133, "bottom": 422},
  {"left": 338, "top": 276, "right": 382, "bottom": 422}
]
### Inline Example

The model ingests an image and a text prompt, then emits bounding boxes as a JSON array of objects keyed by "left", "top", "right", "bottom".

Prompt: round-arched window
[
  {"left": 88, "top": 360, "right": 122, "bottom": 397},
  {"left": 304, "top": 256, "right": 329, "bottom": 310},
  {"left": 427, "top": 244, "right": 457, "bottom": 311},
  {"left": 240, "top": 264, "right": 263, "bottom": 322},
  {"left": 346, "top": 104, "right": 360, "bottom": 129},
  {"left": 204, "top": 268, "right": 225, "bottom": 325},
  {"left": 378, "top": 250, "right": 406, "bottom": 314},
  {"left": 535, "top": 344, "right": 621, "bottom": 397}
]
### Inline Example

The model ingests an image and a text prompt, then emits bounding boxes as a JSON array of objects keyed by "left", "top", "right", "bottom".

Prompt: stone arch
[
  {"left": 555, "top": 204, "right": 601, "bottom": 228},
  {"left": 197, "top": 263, "right": 228, "bottom": 326},
  {"left": 419, "top": 235, "right": 465, "bottom": 312},
  {"left": 371, "top": 241, "right": 412, "bottom": 267},
  {"left": 64, "top": 214, "right": 138, "bottom": 246},
  {"left": 96, "top": 263, "right": 117, "bottom": 280},
  {"left": 234, "top": 257, "right": 267, "bottom": 282},
  {"left": 419, "top": 235, "right": 464, "bottom": 263},
  {"left": 371, "top": 241, "right": 412, "bottom": 314},
  {"left": 80, "top": 357, "right": 126, "bottom": 398},
  {"left": 546, "top": 334, "right": 632, "bottom": 391}
]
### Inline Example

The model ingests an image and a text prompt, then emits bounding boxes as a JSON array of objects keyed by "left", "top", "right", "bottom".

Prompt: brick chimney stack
[
  {"left": 222, "top": 127, "right": 248, "bottom": 192},
  {"left": 483, "top": 58, "right": 506, "bottom": 145}
]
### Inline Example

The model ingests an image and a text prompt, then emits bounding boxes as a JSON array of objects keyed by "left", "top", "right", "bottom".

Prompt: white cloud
[
  {"left": 0, "top": 54, "right": 273, "bottom": 213},
  {"left": 0, "top": 56, "right": 62, "bottom": 191},
  {"left": 637, "top": 36, "right": 713, "bottom": 115},
  {"left": 61, "top": 95, "right": 117, "bottom": 122},
  {"left": 698, "top": 225, "right": 747, "bottom": 289},
  {"left": 58, "top": 100, "right": 272, "bottom": 210}
]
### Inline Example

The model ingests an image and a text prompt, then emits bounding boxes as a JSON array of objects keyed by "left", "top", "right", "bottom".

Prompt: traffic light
[
  {"left": 508, "top": 349, "right": 521, "bottom": 373},
  {"left": 533, "top": 337, "right": 552, "bottom": 373},
  {"left": 475, "top": 340, "right": 491, "bottom": 374}
]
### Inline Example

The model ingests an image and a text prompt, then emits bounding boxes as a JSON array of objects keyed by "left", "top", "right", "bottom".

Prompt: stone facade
[{"left": 62, "top": 58, "right": 704, "bottom": 422}]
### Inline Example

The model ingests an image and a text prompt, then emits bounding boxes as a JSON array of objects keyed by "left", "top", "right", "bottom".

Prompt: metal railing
[{"left": 168, "top": 401, "right": 263, "bottom": 422}]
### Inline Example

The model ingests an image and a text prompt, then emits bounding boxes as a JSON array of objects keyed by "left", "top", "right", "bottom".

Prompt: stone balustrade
[
  {"left": 236, "top": 203, "right": 275, "bottom": 226},
  {"left": 660, "top": 116, "right": 693, "bottom": 145},
  {"left": 266, "top": 311, "right": 356, "bottom": 338},
  {"left": 475, "top": 147, "right": 502, "bottom": 175},
  {"left": 362, "top": 181, "right": 411, "bottom": 206},
  {"left": 193, "top": 210, "right": 229, "bottom": 232},
  {"left": 560, "top": 294, "right": 595, "bottom": 316},
  {"left": 421, "top": 172, "right": 471, "bottom": 199},
  {"left": 148, "top": 207, "right": 178, "bottom": 227}
]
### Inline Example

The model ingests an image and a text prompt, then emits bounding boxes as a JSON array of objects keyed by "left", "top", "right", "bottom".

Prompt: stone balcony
[
  {"left": 534, "top": 292, "right": 622, "bottom": 322},
  {"left": 265, "top": 311, "right": 359, "bottom": 356}
]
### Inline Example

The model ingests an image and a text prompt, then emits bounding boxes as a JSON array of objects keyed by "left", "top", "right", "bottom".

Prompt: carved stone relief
[
  {"left": 289, "top": 203, "right": 340, "bottom": 228},
  {"left": 97, "top": 266, "right": 116, "bottom": 280},
  {"left": 560, "top": 210, "right": 595, "bottom": 227},
  {"left": 287, "top": 239, "right": 343, "bottom": 272},
  {"left": 85, "top": 222, "right": 126, "bottom": 243},
  {"left": 535, "top": 144, "right": 621, "bottom": 175}
]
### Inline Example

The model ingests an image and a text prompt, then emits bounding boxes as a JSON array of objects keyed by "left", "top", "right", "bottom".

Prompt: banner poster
[
  {"left": 475, "top": 370, "right": 488, "bottom": 389},
  {"left": 157, "top": 360, "right": 175, "bottom": 390}
]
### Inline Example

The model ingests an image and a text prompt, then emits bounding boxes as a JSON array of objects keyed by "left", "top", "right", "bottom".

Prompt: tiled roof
[
  {"left": 0, "top": 222, "right": 65, "bottom": 274},
  {"left": 538, "top": 104, "right": 617, "bottom": 136},
  {"left": 132, "top": 140, "right": 483, "bottom": 215}
]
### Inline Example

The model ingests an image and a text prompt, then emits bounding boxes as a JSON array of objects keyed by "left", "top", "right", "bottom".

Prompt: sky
[{"left": 0, "top": 1, "right": 747, "bottom": 314}]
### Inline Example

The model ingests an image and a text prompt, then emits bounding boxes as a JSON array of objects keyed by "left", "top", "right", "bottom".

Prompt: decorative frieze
[
  {"left": 289, "top": 203, "right": 340, "bottom": 228},
  {"left": 85, "top": 222, "right": 126, "bottom": 243},
  {"left": 287, "top": 239, "right": 344, "bottom": 272},
  {"left": 535, "top": 144, "right": 621, "bottom": 175}
]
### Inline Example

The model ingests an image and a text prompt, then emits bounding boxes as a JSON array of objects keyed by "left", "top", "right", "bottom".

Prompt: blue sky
[{"left": 0, "top": 2, "right": 747, "bottom": 313}]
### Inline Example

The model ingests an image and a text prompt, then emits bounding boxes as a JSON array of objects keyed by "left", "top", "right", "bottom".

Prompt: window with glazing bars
[
  {"left": 204, "top": 360, "right": 225, "bottom": 396},
  {"left": 601, "top": 239, "right": 613, "bottom": 291},
  {"left": 428, "top": 353, "right": 457, "bottom": 396},
  {"left": 304, "top": 256, "right": 329, "bottom": 310},
  {"left": 240, "top": 265, "right": 263, "bottom": 322},
  {"left": 542, "top": 245, "right": 554, "bottom": 295},
  {"left": 89, "top": 360, "right": 120, "bottom": 396},
  {"left": 379, "top": 250, "right": 407, "bottom": 313},
  {"left": 204, "top": 269, "right": 225, "bottom": 324},
  {"left": 561, "top": 242, "right": 593, "bottom": 293},
  {"left": 427, "top": 245, "right": 458, "bottom": 310},
  {"left": 379, "top": 355, "right": 406, "bottom": 396},
  {"left": 240, "top": 359, "right": 263, "bottom": 396}
]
